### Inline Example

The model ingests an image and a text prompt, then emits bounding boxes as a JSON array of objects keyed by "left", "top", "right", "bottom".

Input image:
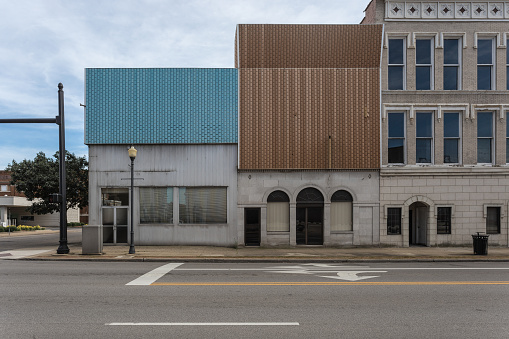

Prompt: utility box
[{"left": 82, "top": 225, "right": 103, "bottom": 255}]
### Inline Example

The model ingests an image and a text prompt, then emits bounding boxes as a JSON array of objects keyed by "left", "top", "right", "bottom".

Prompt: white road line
[
  {"left": 106, "top": 322, "right": 299, "bottom": 326},
  {"left": 126, "top": 263, "right": 183, "bottom": 285},
  {"left": 0, "top": 250, "right": 51, "bottom": 259},
  {"left": 173, "top": 267, "right": 509, "bottom": 271}
]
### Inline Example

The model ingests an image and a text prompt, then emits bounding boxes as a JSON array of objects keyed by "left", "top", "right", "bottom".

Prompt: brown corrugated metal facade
[{"left": 237, "top": 24, "right": 383, "bottom": 170}]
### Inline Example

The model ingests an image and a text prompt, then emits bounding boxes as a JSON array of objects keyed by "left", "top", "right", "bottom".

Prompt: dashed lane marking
[{"left": 106, "top": 322, "right": 300, "bottom": 326}]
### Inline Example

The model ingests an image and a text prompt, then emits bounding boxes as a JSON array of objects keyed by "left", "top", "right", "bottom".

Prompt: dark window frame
[
  {"left": 437, "top": 207, "right": 452, "bottom": 234},
  {"left": 486, "top": 207, "right": 501, "bottom": 234},
  {"left": 387, "top": 207, "right": 402, "bottom": 235}
]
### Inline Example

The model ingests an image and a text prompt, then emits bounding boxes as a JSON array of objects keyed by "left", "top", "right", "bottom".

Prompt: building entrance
[
  {"left": 296, "top": 188, "right": 324, "bottom": 245},
  {"left": 409, "top": 202, "right": 428, "bottom": 246}
]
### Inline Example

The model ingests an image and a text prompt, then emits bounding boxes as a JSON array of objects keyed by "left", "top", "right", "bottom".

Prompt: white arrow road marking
[
  {"left": 319, "top": 271, "right": 388, "bottom": 281},
  {"left": 126, "top": 263, "right": 183, "bottom": 285}
]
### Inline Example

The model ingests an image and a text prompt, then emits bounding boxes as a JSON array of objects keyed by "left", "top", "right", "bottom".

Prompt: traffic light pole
[{"left": 0, "top": 83, "right": 69, "bottom": 254}]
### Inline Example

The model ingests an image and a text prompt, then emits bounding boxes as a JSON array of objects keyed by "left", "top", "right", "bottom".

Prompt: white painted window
[
  {"left": 477, "top": 38, "right": 495, "bottom": 90},
  {"left": 416, "top": 38, "right": 434, "bottom": 90},
  {"left": 388, "top": 38, "right": 405, "bottom": 90},
  {"left": 443, "top": 112, "right": 461, "bottom": 164},
  {"left": 388, "top": 112, "right": 405, "bottom": 164},
  {"left": 443, "top": 38, "right": 461, "bottom": 90},
  {"left": 416, "top": 112, "right": 433, "bottom": 164},
  {"left": 477, "top": 112, "right": 494, "bottom": 164},
  {"left": 0, "top": 185, "right": 8, "bottom": 192}
]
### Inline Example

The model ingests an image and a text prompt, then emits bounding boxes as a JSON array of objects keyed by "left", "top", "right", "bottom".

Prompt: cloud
[{"left": 0, "top": 0, "right": 369, "bottom": 169}]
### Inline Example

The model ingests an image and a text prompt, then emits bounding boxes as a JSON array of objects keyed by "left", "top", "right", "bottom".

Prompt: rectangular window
[
  {"left": 477, "top": 112, "right": 494, "bottom": 163},
  {"left": 444, "top": 112, "right": 460, "bottom": 163},
  {"left": 437, "top": 207, "right": 452, "bottom": 234},
  {"left": 416, "top": 39, "right": 433, "bottom": 90},
  {"left": 267, "top": 202, "right": 290, "bottom": 232},
  {"left": 20, "top": 215, "right": 35, "bottom": 222},
  {"left": 477, "top": 39, "right": 494, "bottom": 90},
  {"left": 444, "top": 39, "right": 460, "bottom": 90},
  {"left": 139, "top": 187, "right": 173, "bottom": 224},
  {"left": 387, "top": 208, "right": 402, "bottom": 235},
  {"left": 102, "top": 188, "right": 129, "bottom": 206},
  {"left": 416, "top": 112, "right": 433, "bottom": 163},
  {"left": 179, "top": 187, "right": 227, "bottom": 224},
  {"left": 486, "top": 207, "right": 501, "bottom": 234},
  {"left": 0, "top": 185, "right": 8, "bottom": 192},
  {"left": 507, "top": 39, "right": 509, "bottom": 90},
  {"left": 388, "top": 113, "right": 405, "bottom": 164},
  {"left": 388, "top": 38, "right": 405, "bottom": 90},
  {"left": 330, "top": 201, "right": 353, "bottom": 232}
]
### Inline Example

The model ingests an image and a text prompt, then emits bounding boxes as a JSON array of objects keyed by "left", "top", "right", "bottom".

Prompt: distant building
[{"left": 0, "top": 171, "right": 79, "bottom": 227}]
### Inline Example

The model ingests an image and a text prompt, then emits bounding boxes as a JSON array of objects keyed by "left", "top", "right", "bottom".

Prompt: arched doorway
[
  {"left": 296, "top": 188, "right": 324, "bottom": 245},
  {"left": 409, "top": 202, "right": 428, "bottom": 246}
]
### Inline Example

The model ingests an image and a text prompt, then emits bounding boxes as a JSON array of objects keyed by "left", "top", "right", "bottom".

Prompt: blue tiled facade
[{"left": 85, "top": 68, "right": 238, "bottom": 144}]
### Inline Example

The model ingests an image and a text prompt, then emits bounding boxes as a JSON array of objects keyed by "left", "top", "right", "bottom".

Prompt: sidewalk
[{"left": 32, "top": 242, "right": 509, "bottom": 262}]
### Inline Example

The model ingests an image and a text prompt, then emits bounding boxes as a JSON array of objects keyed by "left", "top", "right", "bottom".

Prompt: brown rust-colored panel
[
  {"left": 239, "top": 68, "right": 380, "bottom": 170},
  {"left": 236, "top": 24, "right": 383, "bottom": 69}
]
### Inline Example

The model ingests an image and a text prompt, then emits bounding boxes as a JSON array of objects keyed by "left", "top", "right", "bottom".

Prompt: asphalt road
[
  {"left": 1, "top": 261, "right": 508, "bottom": 339},
  {"left": 0, "top": 227, "right": 82, "bottom": 252}
]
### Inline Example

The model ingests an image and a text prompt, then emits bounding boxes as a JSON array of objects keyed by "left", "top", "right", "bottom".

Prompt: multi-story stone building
[{"left": 362, "top": 0, "right": 509, "bottom": 246}]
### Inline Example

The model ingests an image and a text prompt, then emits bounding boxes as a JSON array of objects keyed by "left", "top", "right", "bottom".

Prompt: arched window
[
  {"left": 331, "top": 190, "right": 353, "bottom": 231},
  {"left": 296, "top": 188, "right": 324, "bottom": 203},
  {"left": 267, "top": 190, "right": 290, "bottom": 232}
]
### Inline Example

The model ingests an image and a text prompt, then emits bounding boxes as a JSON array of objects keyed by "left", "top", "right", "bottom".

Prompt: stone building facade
[{"left": 363, "top": 0, "right": 509, "bottom": 246}]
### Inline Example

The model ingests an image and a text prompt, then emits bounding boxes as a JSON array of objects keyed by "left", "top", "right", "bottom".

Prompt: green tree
[{"left": 7, "top": 151, "right": 88, "bottom": 215}]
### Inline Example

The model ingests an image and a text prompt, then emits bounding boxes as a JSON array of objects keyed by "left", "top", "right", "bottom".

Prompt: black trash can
[{"left": 472, "top": 232, "right": 489, "bottom": 255}]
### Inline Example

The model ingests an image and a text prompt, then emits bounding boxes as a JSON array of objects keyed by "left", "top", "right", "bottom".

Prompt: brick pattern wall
[
  {"left": 85, "top": 68, "right": 238, "bottom": 144},
  {"left": 239, "top": 68, "right": 380, "bottom": 169},
  {"left": 236, "top": 24, "right": 383, "bottom": 69}
]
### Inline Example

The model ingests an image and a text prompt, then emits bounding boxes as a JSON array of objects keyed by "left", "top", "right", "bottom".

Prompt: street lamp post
[{"left": 128, "top": 146, "right": 137, "bottom": 254}]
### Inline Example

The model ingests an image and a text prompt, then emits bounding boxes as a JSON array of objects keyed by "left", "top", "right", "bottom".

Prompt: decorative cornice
[{"left": 385, "top": 2, "right": 509, "bottom": 20}]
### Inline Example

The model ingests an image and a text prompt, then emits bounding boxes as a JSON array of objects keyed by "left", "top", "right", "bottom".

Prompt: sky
[{"left": 0, "top": 0, "right": 370, "bottom": 170}]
